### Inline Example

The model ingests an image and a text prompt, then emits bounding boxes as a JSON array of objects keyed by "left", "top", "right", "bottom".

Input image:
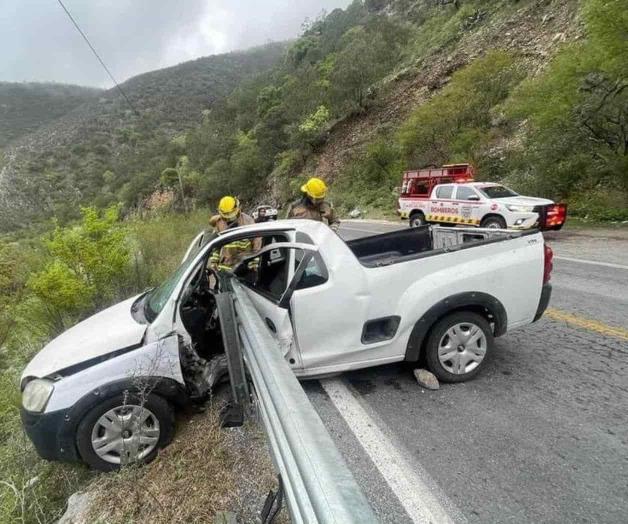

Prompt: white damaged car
[{"left": 21, "top": 220, "right": 553, "bottom": 470}]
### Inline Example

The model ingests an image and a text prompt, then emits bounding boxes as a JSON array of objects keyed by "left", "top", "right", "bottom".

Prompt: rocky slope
[{"left": 310, "top": 0, "right": 581, "bottom": 183}]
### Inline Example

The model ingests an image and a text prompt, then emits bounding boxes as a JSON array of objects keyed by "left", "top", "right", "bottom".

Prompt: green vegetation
[
  {"left": 504, "top": 0, "right": 628, "bottom": 219},
  {"left": 0, "top": 44, "right": 287, "bottom": 231},
  {"left": 0, "top": 82, "right": 102, "bottom": 148},
  {"left": 400, "top": 51, "right": 524, "bottom": 173},
  {"left": 6, "top": 0, "right": 624, "bottom": 226},
  {"left": 0, "top": 208, "right": 209, "bottom": 523},
  {"left": 333, "top": 0, "right": 627, "bottom": 220}
]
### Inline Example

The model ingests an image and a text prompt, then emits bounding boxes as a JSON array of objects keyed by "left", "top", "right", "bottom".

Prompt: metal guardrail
[{"left": 230, "top": 280, "right": 378, "bottom": 524}]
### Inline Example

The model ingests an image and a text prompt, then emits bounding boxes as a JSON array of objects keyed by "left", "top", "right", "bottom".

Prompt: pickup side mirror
[{"left": 466, "top": 195, "right": 480, "bottom": 201}]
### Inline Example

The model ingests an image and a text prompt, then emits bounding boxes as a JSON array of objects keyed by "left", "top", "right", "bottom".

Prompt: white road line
[
  {"left": 555, "top": 256, "right": 628, "bottom": 270},
  {"left": 320, "top": 378, "right": 457, "bottom": 524}
]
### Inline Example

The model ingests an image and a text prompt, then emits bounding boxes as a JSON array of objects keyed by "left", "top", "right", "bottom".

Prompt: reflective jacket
[
  {"left": 286, "top": 197, "right": 340, "bottom": 232},
  {"left": 209, "top": 213, "right": 261, "bottom": 271}
]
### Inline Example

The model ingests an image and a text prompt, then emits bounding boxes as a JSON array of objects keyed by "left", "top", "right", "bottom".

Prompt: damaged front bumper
[{"left": 21, "top": 407, "right": 80, "bottom": 462}]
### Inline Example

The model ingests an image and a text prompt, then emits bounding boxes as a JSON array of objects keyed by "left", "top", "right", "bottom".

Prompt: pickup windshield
[
  {"left": 478, "top": 185, "right": 518, "bottom": 199},
  {"left": 145, "top": 256, "right": 196, "bottom": 322}
]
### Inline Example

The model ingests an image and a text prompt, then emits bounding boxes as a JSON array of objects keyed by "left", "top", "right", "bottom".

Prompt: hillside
[
  {"left": 0, "top": 43, "right": 288, "bottom": 231},
  {"left": 1, "top": 0, "right": 626, "bottom": 232},
  {"left": 0, "top": 82, "right": 102, "bottom": 149}
]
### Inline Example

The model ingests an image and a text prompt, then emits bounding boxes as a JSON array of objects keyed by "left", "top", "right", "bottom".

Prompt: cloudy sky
[{"left": 0, "top": 0, "right": 351, "bottom": 88}]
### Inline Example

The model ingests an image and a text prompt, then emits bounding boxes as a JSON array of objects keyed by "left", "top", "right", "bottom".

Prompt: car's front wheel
[
  {"left": 425, "top": 312, "right": 494, "bottom": 383},
  {"left": 480, "top": 215, "right": 507, "bottom": 229},
  {"left": 76, "top": 392, "right": 175, "bottom": 471}
]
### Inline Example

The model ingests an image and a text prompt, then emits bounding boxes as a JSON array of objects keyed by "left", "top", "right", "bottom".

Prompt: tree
[
  {"left": 230, "top": 132, "right": 266, "bottom": 200},
  {"left": 329, "top": 26, "right": 397, "bottom": 112},
  {"left": 287, "top": 36, "right": 323, "bottom": 67},
  {"left": 294, "top": 105, "right": 331, "bottom": 150},
  {"left": 28, "top": 207, "right": 131, "bottom": 331},
  {"left": 505, "top": 0, "right": 628, "bottom": 202},
  {"left": 399, "top": 51, "right": 522, "bottom": 169},
  {"left": 256, "top": 85, "right": 282, "bottom": 118}
]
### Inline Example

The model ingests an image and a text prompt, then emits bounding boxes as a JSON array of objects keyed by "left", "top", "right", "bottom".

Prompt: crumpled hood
[
  {"left": 21, "top": 296, "right": 146, "bottom": 381},
  {"left": 496, "top": 195, "right": 554, "bottom": 208}
]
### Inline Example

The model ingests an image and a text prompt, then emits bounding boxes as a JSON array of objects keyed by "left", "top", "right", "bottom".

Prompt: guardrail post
[{"left": 216, "top": 274, "right": 249, "bottom": 426}]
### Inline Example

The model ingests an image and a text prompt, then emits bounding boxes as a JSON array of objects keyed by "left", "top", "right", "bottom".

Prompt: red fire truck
[{"left": 397, "top": 164, "right": 567, "bottom": 230}]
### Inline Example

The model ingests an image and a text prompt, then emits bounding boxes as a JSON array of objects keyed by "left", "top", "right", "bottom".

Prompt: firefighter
[
  {"left": 286, "top": 177, "right": 340, "bottom": 232},
  {"left": 209, "top": 196, "right": 260, "bottom": 272}
]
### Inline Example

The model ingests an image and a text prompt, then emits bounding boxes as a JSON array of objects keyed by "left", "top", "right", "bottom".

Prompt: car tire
[
  {"left": 76, "top": 392, "right": 175, "bottom": 472},
  {"left": 409, "top": 212, "right": 426, "bottom": 227},
  {"left": 425, "top": 312, "right": 494, "bottom": 383},
  {"left": 480, "top": 216, "right": 507, "bottom": 229}
]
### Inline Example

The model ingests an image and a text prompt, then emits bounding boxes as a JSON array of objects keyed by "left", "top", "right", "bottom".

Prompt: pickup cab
[
  {"left": 398, "top": 164, "right": 567, "bottom": 230},
  {"left": 20, "top": 220, "right": 553, "bottom": 470}
]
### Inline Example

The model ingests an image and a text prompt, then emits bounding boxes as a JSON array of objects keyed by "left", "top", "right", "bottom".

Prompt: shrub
[
  {"left": 28, "top": 206, "right": 131, "bottom": 332},
  {"left": 399, "top": 50, "right": 523, "bottom": 169}
]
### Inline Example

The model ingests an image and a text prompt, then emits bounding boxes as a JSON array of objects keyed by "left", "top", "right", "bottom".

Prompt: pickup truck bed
[{"left": 347, "top": 225, "right": 527, "bottom": 267}]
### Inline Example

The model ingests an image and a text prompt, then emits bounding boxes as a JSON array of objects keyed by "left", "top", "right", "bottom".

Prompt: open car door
[{"left": 232, "top": 241, "right": 322, "bottom": 370}]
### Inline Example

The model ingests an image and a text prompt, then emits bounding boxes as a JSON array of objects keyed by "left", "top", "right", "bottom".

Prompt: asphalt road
[{"left": 303, "top": 221, "right": 628, "bottom": 524}]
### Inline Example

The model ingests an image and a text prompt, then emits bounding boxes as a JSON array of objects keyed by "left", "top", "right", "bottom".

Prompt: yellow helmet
[
  {"left": 301, "top": 177, "right": 328, "bottom": 200},
  {"left": 218, "top": 196, "right": 240, "bottom": 221}
]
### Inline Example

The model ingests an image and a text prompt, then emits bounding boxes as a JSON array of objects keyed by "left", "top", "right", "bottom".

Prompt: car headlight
[
  {"left": 506, "top": 204, "right": 535, "bottom": 213},
  {"left": 22, "top": 379, "right": 54, "bottom": 413}
]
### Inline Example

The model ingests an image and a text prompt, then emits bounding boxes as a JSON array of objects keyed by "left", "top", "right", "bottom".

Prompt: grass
[
  {"left": 88, "top": 403, "right": 279, "bottom": 523},
  {"left": 129, "top": 208, "right": 210, "bottom": 287},
  {"left": 561, "top": 217, "right": 628, "bottom": 230}
]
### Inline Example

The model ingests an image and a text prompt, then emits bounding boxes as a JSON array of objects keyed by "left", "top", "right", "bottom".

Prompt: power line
[{"left": 56, "top": 0, "right": 140, "bottom": 116}]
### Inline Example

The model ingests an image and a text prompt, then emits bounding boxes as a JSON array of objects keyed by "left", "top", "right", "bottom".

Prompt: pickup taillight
[
  {"left": 543, "top": 244, "right": 554, "bottom": 284},
  {"left": 545, "top": 203, "right": 567, "bottom": 227}
]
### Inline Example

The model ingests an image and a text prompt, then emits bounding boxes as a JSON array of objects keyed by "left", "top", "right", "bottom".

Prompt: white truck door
[
  {"left": 428, "top": 184, "right": 459, "bottom": 224},
  {"left": 288, "top": 251, "right": 374, "bottom": 373},
  {"left": 454, "top": 185, "right": 483, "bottom": 226},
  {"left": 234, "top": 242, "right": 316, "bottom": 369}
]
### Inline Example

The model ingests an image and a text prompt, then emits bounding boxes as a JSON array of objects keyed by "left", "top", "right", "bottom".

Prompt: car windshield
[
  {"left": 478, "top": 185, "right": 519, "bottom": 199},
  {"left": 145, "top": 256, "right": 197, "bottom": 322}
]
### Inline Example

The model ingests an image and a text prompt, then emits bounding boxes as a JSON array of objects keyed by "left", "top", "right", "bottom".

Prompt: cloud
[{"left": 0, "top": 0, "right": 351, "bottom": 87}]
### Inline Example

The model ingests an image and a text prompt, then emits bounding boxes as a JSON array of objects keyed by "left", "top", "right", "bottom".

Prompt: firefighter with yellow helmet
[
  {"left": 209, "top": 196, "right": 260, "bottom": 272},
  {"left": 286, "top": 177, "right": 340, "bottom": 232}
]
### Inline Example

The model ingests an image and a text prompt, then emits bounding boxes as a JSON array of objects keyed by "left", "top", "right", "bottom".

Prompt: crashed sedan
[{"left": 20, "top": 220, "right": 552, "bottom": 470}]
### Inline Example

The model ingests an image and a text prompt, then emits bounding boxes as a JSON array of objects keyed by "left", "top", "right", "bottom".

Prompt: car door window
[
  {"left": 456, "top": 186, "right": 479, "bottom": 200},
  {"left": 435, "top": 185, "right": 453, "bottom": 199},
  {"left": 294, "top": 250, "right": 327, "bottom": 290},
  {"left": 234, "top": 236, "right": 292, "bottom": 302}
]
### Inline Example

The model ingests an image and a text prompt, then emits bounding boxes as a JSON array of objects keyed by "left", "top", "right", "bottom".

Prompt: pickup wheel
[
  {"left": 409, "top": 212, "right": 426, "bottom": 227},
  {"left": 425, "top": 312, "right": 494, "bottom": 383},
  {"left": 76, "top": 392, "right": 175, "bottom": 472},
  {"left": 480, "top": 215, "right": 507, "bottom": 229}
]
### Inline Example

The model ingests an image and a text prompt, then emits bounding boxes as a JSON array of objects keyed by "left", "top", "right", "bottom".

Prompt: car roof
[{"left": 209, "top": 219, "right": 329, "bottom": 241}]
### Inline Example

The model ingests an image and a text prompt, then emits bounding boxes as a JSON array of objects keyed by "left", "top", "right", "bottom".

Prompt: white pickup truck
[
  {"left": 20, "top": 220, "right": 553, "bottom": 470},
  {"left": 399, "top": 181, "right": 567, "bottom": 230}
]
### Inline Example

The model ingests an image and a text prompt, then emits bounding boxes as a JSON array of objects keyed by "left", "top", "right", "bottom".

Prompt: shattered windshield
[{"left": 478, "top": 185, "right": 519, "bottom": 199}]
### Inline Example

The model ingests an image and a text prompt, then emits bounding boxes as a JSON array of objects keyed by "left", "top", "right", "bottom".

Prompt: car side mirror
[{"left": 467, "top": 195, "right": 480, "bottom": 201}]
